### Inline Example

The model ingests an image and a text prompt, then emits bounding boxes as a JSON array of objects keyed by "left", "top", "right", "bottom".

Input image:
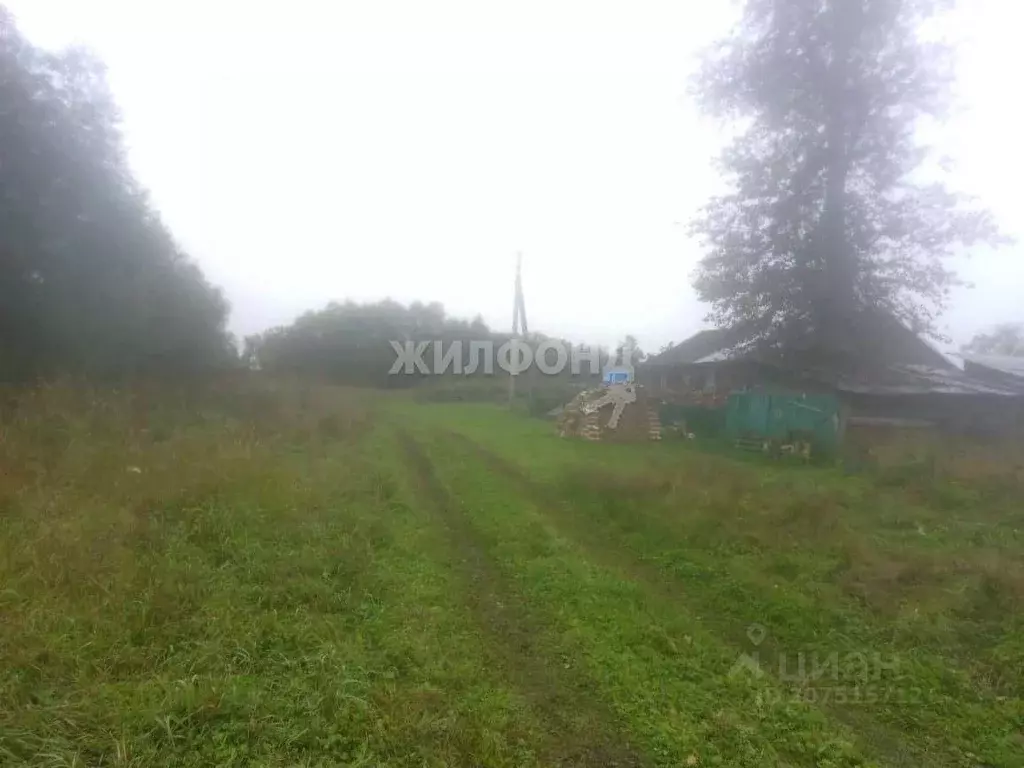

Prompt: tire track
[
  {"left": 439, "top": 430, "right": 927, "bottom": 768},
  {"left": 397, "top": 430, "right": 647, "bottom": 768},
  {"left": 442, "top": 431, "right": 677, "bottom": 592}
]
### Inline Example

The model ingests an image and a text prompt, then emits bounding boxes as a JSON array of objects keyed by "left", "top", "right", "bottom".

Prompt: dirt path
[
  {"left": 398, "top": 431, "right": 648, "bottom": 768},
  {"left": 439, "top": 430, "right": 927, "bottom": 767}
]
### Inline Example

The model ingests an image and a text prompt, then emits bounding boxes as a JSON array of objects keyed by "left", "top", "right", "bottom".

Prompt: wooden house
[{"left": 641, "top": 311, "right": 1024, "bottom": 437}]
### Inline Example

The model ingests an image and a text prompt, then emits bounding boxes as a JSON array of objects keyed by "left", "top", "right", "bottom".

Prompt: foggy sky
[{"left": 6, "top": 0, "right": 1022, "bottom": 353}]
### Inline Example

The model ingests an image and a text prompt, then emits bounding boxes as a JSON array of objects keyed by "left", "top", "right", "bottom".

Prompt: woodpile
[{"left": 557, "top": 384, "right": 662, "bottom": 442}]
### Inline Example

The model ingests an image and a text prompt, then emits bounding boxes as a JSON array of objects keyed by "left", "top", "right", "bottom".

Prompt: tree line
[
  {"left": 244, "top": 300, "right": 495, "bottom": 386},
  {"left": 0, "top": 8, "right": 233, "bottom": 382},
  {"left": 242, "top": 300, "right": 642, "bottom": 388}
]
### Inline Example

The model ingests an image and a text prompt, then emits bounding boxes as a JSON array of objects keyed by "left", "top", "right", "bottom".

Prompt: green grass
[{"left": 1, "top": 385, "right": 1022, "bottom": 765}]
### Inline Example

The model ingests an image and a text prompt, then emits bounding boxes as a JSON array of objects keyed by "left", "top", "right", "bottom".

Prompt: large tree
[
  {"left": 0, "top": 7, "right": 234, "bottom": 380},
  {"left": 689, "top": 0, "right": 1007, "bottom": 354}
]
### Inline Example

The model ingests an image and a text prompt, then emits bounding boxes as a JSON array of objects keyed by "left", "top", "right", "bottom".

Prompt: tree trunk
[{"left": 818, "top": 0, "right": 863, "bottom": 350}]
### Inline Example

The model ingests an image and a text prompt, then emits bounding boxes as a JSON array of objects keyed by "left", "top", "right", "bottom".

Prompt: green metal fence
[{"left": 725, "top": 392, "right": 840, "bottom": 454}]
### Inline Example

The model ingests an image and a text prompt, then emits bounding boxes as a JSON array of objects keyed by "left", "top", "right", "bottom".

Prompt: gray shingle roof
[{"left": 960, "top": 353, "right": 1024, "bottom": 380}]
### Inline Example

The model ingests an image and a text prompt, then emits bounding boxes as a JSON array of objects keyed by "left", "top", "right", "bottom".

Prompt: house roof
[
  {"left": 960, "top": 353, "right": 1024, "bottom": 380},
  {"left": 821, "top": 311, "right": 953, "bottom": 370},
  {"left": 814, "top": 363, "right": 1024, "bottom": 397},
  {"left": 646, "top": 310, "right": 953, "bottom": 371},
  {"left": 645, "top": 328, "right": 743, "bottom": 366},
  {"left": 645, "top": 310, "right": 1024, "bottom": 397}
]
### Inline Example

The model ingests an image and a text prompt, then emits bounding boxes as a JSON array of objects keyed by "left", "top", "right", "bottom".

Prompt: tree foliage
[
  {"left": 0, "top": 8, "right": 233, "bottom": 380},
  {"left": 247, "top": 299, "right": 614, "bottom": 388},
  {"left": 614, "top": 335, "right": 646, "bottom": 365},
  {"left": 963, "top": 323, "right": 1024, "bottom": 356},
  {"left": 248, "top": 300, "right": 498, "bottom": 386},
  {"left": 690, "top": 0, "right": 1007, "bottom": 352}
]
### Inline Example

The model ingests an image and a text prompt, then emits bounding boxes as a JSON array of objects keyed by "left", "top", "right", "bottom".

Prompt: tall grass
[{"left": 0, "top": 378, "right": 378, "bottom": 765}]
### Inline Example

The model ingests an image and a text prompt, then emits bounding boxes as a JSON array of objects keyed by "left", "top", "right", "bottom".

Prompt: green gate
[{"left": 725, "top": 392, "right": 840, "bottom": 455}]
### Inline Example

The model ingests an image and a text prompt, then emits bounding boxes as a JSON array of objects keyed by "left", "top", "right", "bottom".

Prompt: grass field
[{"left": 2, "top": 381, "right": 1023, "bottom": 766}]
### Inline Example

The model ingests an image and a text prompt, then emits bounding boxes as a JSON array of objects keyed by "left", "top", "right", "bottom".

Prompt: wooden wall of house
[{"left": 842, "top": 392, "right": 1024, "bottom": 437}]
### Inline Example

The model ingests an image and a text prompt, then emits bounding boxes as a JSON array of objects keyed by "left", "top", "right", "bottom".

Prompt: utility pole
[{"left": 508, "top": 253, "right": 528, "bottom": 408}]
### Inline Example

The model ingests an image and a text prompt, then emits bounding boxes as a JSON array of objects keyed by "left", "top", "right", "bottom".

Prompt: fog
[{"left": 8, "top": 0, "right": 1022, "bottom": 352}]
